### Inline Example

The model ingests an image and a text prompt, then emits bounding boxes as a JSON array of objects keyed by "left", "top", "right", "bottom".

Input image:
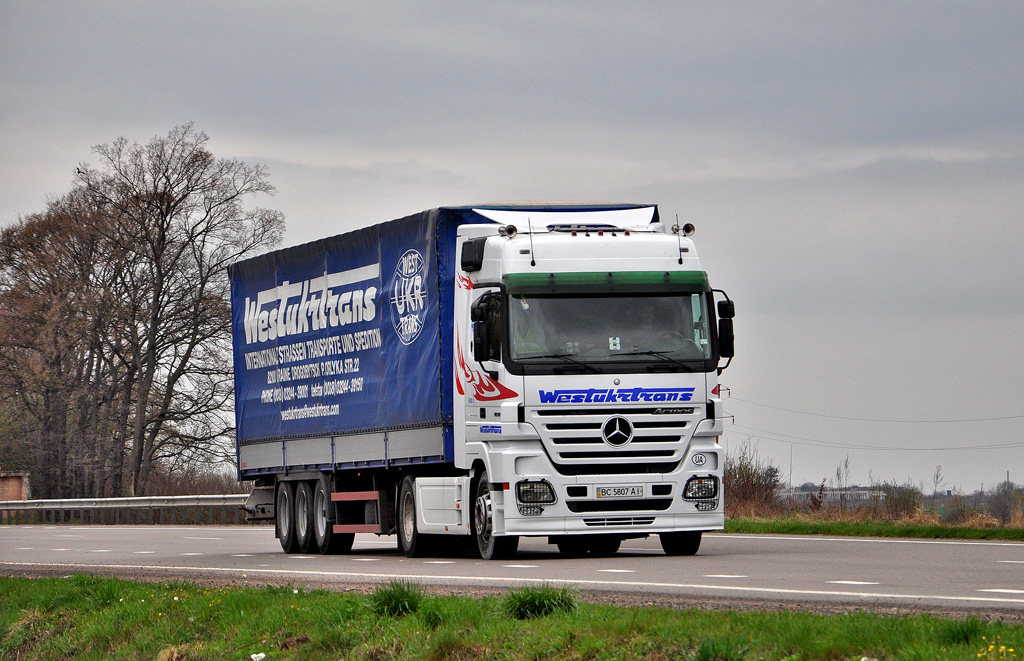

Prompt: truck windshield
[{"left": 508, "top": 293, "right": 712, "bottom": 365}]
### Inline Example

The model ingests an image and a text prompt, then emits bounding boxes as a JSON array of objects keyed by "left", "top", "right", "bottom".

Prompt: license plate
[{"left": 595, "top": 485, "right": 643, "bottom": 499}]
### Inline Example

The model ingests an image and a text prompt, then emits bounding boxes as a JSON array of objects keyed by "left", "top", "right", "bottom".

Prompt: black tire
[
  {"left": 590, "top": 535, "right": 622, "bottom": 557},
  {"left": 275, "top": 481, "right": 297, "bottom": 553},
  {"left": 294, "top": 481, "right": 316, "bottom": 554},
  {"left": 314, "top": 476, "right": 354, "bottom": 555},
  {"left": 660, "top": 530, "right": 702, "bottom": 556},
  {"left": 473, "top": 469, "right": 519, "bottom": 560},
  {"left": 555, "top": 536, "right": 590, "bottom": 558},
  {"left": 397, "top": 476, "right": 434, "bottom": 557}
]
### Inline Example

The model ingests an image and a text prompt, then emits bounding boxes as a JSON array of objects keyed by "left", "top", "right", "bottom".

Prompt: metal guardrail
[{"left": 0, "top": 494, "right": 250, "bottom": 525}]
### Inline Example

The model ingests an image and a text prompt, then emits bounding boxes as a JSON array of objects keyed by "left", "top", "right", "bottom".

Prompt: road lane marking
[
  {"left": 829, "top": 581, "right": 880, "bottom": 585},
  {"left": 597, "top": 569, "right": 636, "bottom": 573},
  {"left": 52, "top": 548, "right": 71, "bottom": 552},
  {"left": 423, "top": 561, "right": 455, "bottom": 564},
  {"left": 705, "top": 574, "right": 747, "bottom": 578},
  {"left": 231, "top": 554, "right": 254, "bottom": 557},
  {"left": 350, "top": 558, "right": 380, "bottom": 562},
  {"left": 90, "top": 550, "right": 111, "bottom": 553},
  {"left": 979, "top": 589, "right": 1024, "bottom": 594},
  {"left": 503, "top": 564, "right": 539, "bottom": 569},
  {"left": 184, "top": 536, "right": 222, "bottom": 540},
  {"left": 133, "top": 551, "right": 154, "bottom": 554},
  {"left": 181, "top": 552, "right": 202, "bottom": 556},
  {"left": 998, "top": 560, "right": 1024, "bottom": 564},
  {"left": 15, "top": 548, "right": 33, "bottom": 550},
  {"left": 6, "top": 560, "right": 1024, "bottom": 606}
]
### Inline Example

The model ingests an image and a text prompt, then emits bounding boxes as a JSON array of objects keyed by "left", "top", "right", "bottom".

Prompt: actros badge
[{"left": 390, "top": 249, "right": 427, "bottom": 345}]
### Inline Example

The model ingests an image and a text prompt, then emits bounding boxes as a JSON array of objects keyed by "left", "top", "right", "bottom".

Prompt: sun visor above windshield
[
  {"left": 504, "top": 270, "right": 709, "bottom": 295},
  {"left": 471, "top": 207, "right": 656, "bottom": 229}
]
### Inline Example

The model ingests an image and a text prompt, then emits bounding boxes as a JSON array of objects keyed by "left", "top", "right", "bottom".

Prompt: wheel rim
[
  {"left": 314, "top": 485, "right": 328, "bottom": 540},
  {"left": 401, "top": 489, "right": 415, "bottom": 547},
  {"left": 474, "top": 485, "right": 493, "bottom": 546},
  {"left": 296, "top": 487, "right": 309, "bottom": 541}
]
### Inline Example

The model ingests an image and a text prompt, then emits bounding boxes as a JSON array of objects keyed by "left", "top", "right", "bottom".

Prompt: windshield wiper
[
  {"left": 615, "top": 350, "right": 691, "bottom": 370},
  {"left": 517, "top": 352, "right": 603, "bottom": 374}
]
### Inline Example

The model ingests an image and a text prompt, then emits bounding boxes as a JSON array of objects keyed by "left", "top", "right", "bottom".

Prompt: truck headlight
[
  {"left": 683, "top": 476, "right": 718, "bottom": 500},
  {"left": 516, "top": 480, "right": 555, "bottom": 516}
]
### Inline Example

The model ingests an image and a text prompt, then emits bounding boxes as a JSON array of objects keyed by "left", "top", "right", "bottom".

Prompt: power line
[
  {"left": 726, "top": 423, "right": 1024, "bottom": 452},
  {"left": 728, "top": 396, "right": 1024, "bottom": 423}
]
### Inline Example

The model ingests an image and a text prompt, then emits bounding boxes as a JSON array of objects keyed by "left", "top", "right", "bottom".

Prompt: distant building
[{"left": 0, "top": 472, "right": 31, "bottom": 500}]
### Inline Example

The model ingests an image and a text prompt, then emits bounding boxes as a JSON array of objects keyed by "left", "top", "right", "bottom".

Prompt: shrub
[
  {"left": 724, "top": 443, "right": 782, "bottom": 516},
  {"left": 502, "top": 585, "right": 577, "bottom": 620},
  {"left": 881, "top": 481, "right": 922, "bottom": 519},
  {"left": 368, "top": 579, "right": 422, "bottom": 618}
]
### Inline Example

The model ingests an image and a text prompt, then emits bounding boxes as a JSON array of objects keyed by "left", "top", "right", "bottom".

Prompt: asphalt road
[{"left": 3, "top": 525, "right": 1023, "bottom": 618}]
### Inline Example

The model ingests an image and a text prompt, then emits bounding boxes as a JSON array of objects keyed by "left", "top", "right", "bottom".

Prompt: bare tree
[
  {"left": 0, "top": 124, "right": 283, "bottom": 497},
  {"left": 77, "top": 123, "right": 283, "bottom": 494}
]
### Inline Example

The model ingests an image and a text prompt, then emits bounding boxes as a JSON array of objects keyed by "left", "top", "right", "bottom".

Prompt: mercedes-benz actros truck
[{"left": 230, "top": 203, "right": 734, "bottom": 559}]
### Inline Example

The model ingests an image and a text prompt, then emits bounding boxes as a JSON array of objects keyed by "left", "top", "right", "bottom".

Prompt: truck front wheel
[
  {"left": 275, "top": 481, "right": 297, "bottom": 553},
  {"left": 473, "top": 470, "right": 518, "bottom": 560},
  {"left": 660, "top": 531, "right": 702, "bottom": 556}
]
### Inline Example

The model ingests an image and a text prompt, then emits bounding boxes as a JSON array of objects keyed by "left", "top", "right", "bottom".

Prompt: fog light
[
  {"left": 518, "top": 504, "right": 543, "bottom": 516},
  {"left": 695, "top": 499, "right": 718, "bottom": 511},
  {"left": 683, "top": 476, "right": 718, "bottom": 500},
  {"left": 517, "top": 480, "right": 556, "bottom": 504}
]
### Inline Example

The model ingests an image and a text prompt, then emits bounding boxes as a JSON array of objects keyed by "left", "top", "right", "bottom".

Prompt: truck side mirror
[
  {"left": 461, "top": 237, "right": 487, "bottom": 272},
  {"left": 718, "top": 318, "right": 735, "bottom": 358},
  {"left": 717, "top": 299, "right": 735, "bottom": 319}
]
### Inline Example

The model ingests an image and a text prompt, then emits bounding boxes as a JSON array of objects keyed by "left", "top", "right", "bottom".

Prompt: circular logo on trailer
[
  {"left": 390, "top": 249, "right": 427, "bottom": 345},
  {"left": 691, "top": 453, "right": 707, "bottom": 466},
  {"left": 601, "top": 415, "right": 634, "bottom": 447}
]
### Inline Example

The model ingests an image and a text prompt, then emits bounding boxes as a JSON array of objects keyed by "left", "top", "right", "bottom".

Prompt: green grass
[
  {"left": 1, "top": 575, "right": 1022, "bottom": 660},
  {"left": 725, "top": 516, "right": 1024, "bottom": 541}
]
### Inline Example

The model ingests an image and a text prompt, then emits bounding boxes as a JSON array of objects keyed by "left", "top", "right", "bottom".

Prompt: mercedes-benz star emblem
[{"left": 601, "top": 415, "right": 634, "bottom": 447}]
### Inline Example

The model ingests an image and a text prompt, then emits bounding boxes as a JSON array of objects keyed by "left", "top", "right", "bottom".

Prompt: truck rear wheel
[
  {"left": 660, "top": 531, "right": 702, "bottom": 556},
  {"left": 294, "top": 481, "right": 316, "bottom": 554},
  {"left": 314, "top": 476, "right": 354, "bottom": 554},
  {"left": 397, "top": 476, "right": 434, "bottom": 557},
  {"left": 473, "top": 470, "right": 518, "bottom": 560},
  {"left": 275, "top": 481, "right": 297, "bottom": 553}
]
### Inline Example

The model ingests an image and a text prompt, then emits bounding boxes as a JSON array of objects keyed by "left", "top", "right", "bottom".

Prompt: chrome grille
[{"left": 529, "top": 406, "right": 699, "bottom": 476}]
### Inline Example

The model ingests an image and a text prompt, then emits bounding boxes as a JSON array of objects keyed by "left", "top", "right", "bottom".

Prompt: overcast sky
[{"left": 3, "top": 2, "right": 1022, "bottom": 493}]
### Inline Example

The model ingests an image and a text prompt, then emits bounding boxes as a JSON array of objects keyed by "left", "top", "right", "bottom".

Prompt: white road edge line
[
  {"left": 720, "top": 534, "right": 1024, "bottom": 548},
  {"left": 5, "top": 561, "right": 1024, "bottom": 606}
]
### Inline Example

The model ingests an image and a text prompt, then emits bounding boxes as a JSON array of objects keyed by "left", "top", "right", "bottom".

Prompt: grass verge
[
  {"left": 725, "top": 516, "right": 1024, "bottom": 541},
  {"left": 1, "top": 575, "right": 1022, "bottom": 660}
]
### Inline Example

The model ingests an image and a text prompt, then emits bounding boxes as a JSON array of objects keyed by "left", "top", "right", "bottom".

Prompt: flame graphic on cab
[
  {"left": 456, "top": 272, "right": 474, "bottom": 290},
  {"left": 455, "top": 329, "right": 519, "bottom": 401}
]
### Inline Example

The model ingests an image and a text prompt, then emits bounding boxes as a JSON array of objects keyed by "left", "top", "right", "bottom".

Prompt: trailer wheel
[
  {"left": 397, "top": 476, "right": 433, "bottom": 557},
  {"left": 275, "top": 481, "right": 298, "bottom": 553},
  {"left": 314, "top": 476, "right": 353, "bottom": 554},
  {"left": 473, "top": 470, "right": 518, "bottom": 560},
  {"left": 660, "top": 530, "right": 702, "bottom": 556},
  {"left": 294, "top": 481, "right": 316, "bottom": 554}
]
